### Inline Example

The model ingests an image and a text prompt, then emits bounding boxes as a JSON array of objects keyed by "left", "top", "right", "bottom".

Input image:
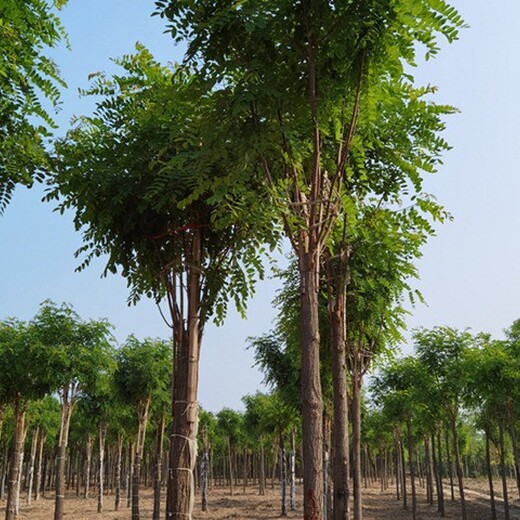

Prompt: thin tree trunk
[
  {"left": 508, "top": 420, "right": 520, "bottom": 499},
  {"left": 290, "top": 429, "right": 296, "bottom": 511},
  {"left": 83, "top": 435, "right": 93, "bottom": 499},
  {"left": 259, "top": 442, "right": 265, "bottom": 496},
  {"left": 34, "top": 431, "right": 46, "bottom": 501},
  {"left": 26, "top": 427, "right": 39, "bottom": 505},
  {"left": 450, "top": 413, "right": 466, "bottom": 520},
  {"left": 115, "top": 434, "right": 123, "bottom": 511},
  {"left": 351, "top": 370, "right": 363, "bottom": 520},
  {"left": 499, "top": 422, "right": 510, "bottom": 520},
  {"left": 97, "top": 424, "right": 107, "bottom": 513},
  {"left": 326, "top": 256, "right": 350, "bottom": 520},
  {"left": 485, "top": 425, "right": 497, "bottom": 520},
  {"left": 445, "top": 429, "right": 455, "bottom": 501},
  {"left": 280, "top": 435, "right": 287, "bottom": 517},
  {"left": 406, "top": 419, "right": 417, "bottom": 520},
  {"left": 399, "top": 431, "right": 407, "bottom": 511},
  {"left": 127, "top": 440, "right": 134, "bottom": 508},
  {"left": 54, "top": 392, "right": 74, "bottom": 520},
  {"left": 153, "top": 412, "right": 165, "bottom": 520},
  {"left": 132, "top": 398, "right": 151, "bottom": 520},
  {"left": 6, "top": 398, "right": 26, "bottom": 520}
]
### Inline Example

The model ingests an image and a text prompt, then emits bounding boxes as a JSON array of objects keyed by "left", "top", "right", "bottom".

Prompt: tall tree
[
  {"left": 48, "top": 47, "right": 276, "bottom": 520},
  {"left": 0, "top": 0, "right": 66, "bottom": 211},
  {"left": 157, "top": 3, "right": 465, "bottom": 517}
]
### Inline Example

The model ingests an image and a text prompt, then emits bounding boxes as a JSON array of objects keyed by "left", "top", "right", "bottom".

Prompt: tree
[
  {"left": 0, "top": 319, "right": 53, "bottom": 520},
  {"left": 31, "top": 300, "right": 115, "bottom": 520},
  {"left": 0, "top": 0, "right": 66, "bottom": 212},
  {"left": 48, "top": 47, "right": 276, "bottom": 520},
  {"left": 157, "top": 2, "right": 465, "bottom": 517},
  {"left": 114, "top": 335, "right": 171, "bottom": 520}
]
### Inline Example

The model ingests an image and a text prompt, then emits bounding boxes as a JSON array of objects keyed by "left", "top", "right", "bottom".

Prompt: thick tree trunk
[
  {"left": 485, "top": 425, "right": 497, "bottom": 520},
  {"left": 6, "top": 399, "right": 26, "bottom": 520},
  {"left": 326, "top": 260, "right": 350, "bottom": 520},
  {"left": 26, "top": 427, "right": 39, "bottom": 505},
  {"left": 153, "top": 412, "right": 165, "bottom": 520},
  {"left": 54, "top": 394, "right": 74, "bottom": 520},
  {"left": 166, "top": 230, "right": 202, "bottom": 520},
  {"left": 299, "top": 252, "right": 324, "bottom": 520},
  {"left": 98, "top": 424, "right": 107, "bottom": 513}
]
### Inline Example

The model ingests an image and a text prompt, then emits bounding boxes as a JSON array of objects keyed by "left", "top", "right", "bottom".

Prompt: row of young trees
[
  {"left": 0, "top": 301, "right": 171, "bottom": 520},
  {"left": 2, "top": 2, "right": 467, "bottom": 519}
]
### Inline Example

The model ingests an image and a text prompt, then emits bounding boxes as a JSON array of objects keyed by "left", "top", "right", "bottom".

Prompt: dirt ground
[{"left": 5, "top": 478, "right": 520, "bottom": 519}]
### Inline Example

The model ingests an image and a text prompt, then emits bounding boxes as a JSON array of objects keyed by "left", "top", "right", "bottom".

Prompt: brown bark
[
  {"left": 499, "top": 422, "right": 510, "bottom": 520},
  {"left": 300, "top": 252, "right": 324, "bottom": 520},
  {"left": 153, "top": 412, "right": 165, "bottom": 520},
  {"left": 54, "top": 391, "right": 74, "bottom": 520},
  {"left": 5, "top": 398, "right": 27, "bottom": 520},
  {"left": 34, "top": 431, "right": 46, "bottom": 501},
  {"left": 98, "top": 424, "right": 107, "bottom": 513},
  {"left": 166, "top": 229, "right": 202, "bottom": 520},
  {"left": 132, "top": 397, "right": 151, "bottom": 520},
  {"left": 351, "top": 367, "right": 363, "bottom": 520},
  {"left": 326, "top": 251, "right": 350, "bottom": 520},
  {"left": 485, "top": 425, "right": 497, "bottom": 520},
  {"left": 26, "top": 427, "right": 39, "bottom": 505},
  {"left": 406, "top": 420, "right": 417, "bottom": 520},
  {"left": 115, "top": 433, "right": 123, "bottom": 511},
  {"left": 449, "top": 413, "right": 466, "bottom": 520}
]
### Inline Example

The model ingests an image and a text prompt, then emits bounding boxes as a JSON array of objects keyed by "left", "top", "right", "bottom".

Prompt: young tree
[
  {"left": 0, "top": 0, "right": 66, "bottom": 212},
  {"left": 114, "top": 336, "right": 171, "bottom": 520},
  {"left": 31, "top": 301, "right": 115, "bottom": 520},
  {"left": 157, "top": 3, "right": 465, "bottom": 517}
]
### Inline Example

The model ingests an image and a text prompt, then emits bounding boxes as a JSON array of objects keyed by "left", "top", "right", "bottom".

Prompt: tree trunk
[
  {"left": 166, "top": 230, "right": 202, "bottom": 520},
  {"left": 280, "top": 435, "right": 287, "bottom": 517},
  {"left": 259, "top": 442, "right": 265, "bottom": 496},
  {"left": 153, "top": 412, "right": 165, "bottom": 520},
  {"left": 449, "top": 413, "right": 466, "bottom": 520},
  {"left": 485, "top": 425, "right": 497, "bottom": 520},
  {"left": 26, "top": 427, "right": 39, "bottom": 505},
  {"left": 115, "top": 433, "right": 123, "bottom": 511},
  {"left": 54, "top": 393, "right": 74, "bottom": 520},
  {"left": 299, "top": 251, "right": 324, "bottom": 520},
  {"left": 499, "top": 422, "right": 510, "bottom": 520},
  {"left": 290, "top": 429, "right": 296, "bottom": 511},
  {"left": 406, "top": 419, "right": 416, "bottom": 520},
  {"left": 434, "top": 431, "right": 445, "bottom": 516},
  {"left": 399, "top": 431, "right": 407, "bottom": 511},
  {"left": 5, "top": 398, "right": 26, "bottom": 520},
  {"left": 83, "top": 435, "right": 93, "bottom": 499},
  {"left": 508, "top": 420, "right": 520, "bottom": 499},
  {"left": 326, "top": 259, "right": 350, "bottom": 520},
  {"left": 351, "top": 369, "right": 363, "bottom": 520},
  {"left": 98, "top": 424, "right": 107, "bottom": 513},
  {"left": 132, "top": 397, "right": 151, "bottom": 520},
  {"left": 34, "top": 431, "right": 46, "bottom": 501},
  {"left": 127, "top": 440, "right": 134, "bottom": 508}
]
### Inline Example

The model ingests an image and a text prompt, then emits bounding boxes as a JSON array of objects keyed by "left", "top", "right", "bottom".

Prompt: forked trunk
[{"left": 166, "top": 227, "right": 202, "bottom": 520}]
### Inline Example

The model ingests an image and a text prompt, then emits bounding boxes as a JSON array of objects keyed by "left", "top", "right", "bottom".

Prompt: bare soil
[{"left": 4, "top": 478, "right": 520, "bottom": 519}]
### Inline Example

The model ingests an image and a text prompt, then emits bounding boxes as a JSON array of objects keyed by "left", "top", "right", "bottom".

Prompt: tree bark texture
[{"left": 54, "top": 395, "right": 73, "bottom": 520}]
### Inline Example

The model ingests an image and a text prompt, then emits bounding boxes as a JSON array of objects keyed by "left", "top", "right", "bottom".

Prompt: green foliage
[
  {"left": 48, "top": 46, "right": 279, "bottom": 323},
  {"left": 114, "top": 335, "right": 171, "bottom": 407},
  {"left": 0, "top": 0, "right": 67, "bottom": 212},
  {"left": 31, "top": 300, "right": 116, "bottom": 400}
]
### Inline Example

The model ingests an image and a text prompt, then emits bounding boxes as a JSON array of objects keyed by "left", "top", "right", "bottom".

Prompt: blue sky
[{"left": 1, "top": 1, "right": 518, "bottom": 411}]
